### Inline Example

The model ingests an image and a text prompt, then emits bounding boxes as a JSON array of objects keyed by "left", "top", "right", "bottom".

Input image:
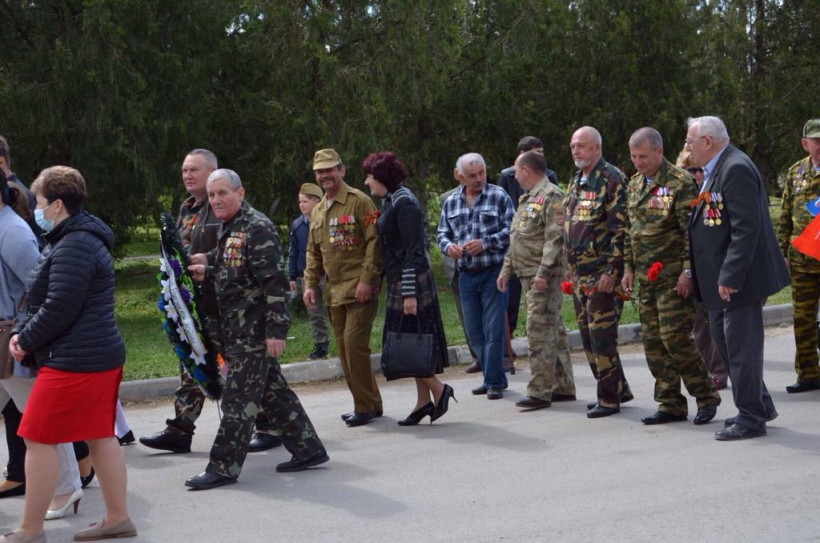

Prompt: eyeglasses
[
  {"left": 684, "top": 136, "right": 708, "bottom": 146},
  {"left": 686, "top": 167, "right": 703, "bottom": 174}
]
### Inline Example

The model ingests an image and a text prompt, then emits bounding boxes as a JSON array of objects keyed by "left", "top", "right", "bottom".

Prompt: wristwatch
[{"left": 683, "top": 269, "right": 692, "bottom": 278}]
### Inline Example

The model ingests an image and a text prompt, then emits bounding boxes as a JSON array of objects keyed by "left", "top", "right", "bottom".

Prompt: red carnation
[
  {"left": 561, "top": 281, "right": 574, "bottom": 295},
  {"left": 647, "top": 262, "right": 663, "bottom": 282}
]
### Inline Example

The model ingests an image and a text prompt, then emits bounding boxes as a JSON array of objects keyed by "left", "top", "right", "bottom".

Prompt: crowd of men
[{"left": 3, "top": 115, "right": 817, "bottom": 493}]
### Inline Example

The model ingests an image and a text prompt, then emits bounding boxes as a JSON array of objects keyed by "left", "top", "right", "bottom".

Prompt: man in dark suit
[{"left": 686, "top": 116, "right": 790, "bottom": 441}]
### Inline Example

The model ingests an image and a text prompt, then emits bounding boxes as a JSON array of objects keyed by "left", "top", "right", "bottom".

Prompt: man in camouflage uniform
[
  {"left": 563, "top": 126, "right": 633, "bottom": 418},
  {"left": 621, "top": 127, "right": 721, "bottom": 425},
  {"left": 778, "top": 118, "right": 820, "bottom": 393},
  {"left": 185, "top": 169, "right": 327, "bottom": 490},
  {"left": 303, "top": 149, "right": 383, "bottom": 427},
  {"left": 497, "top": 151, "right": 575, "bottom": 411},
  {"left": 141, "top": 150, "right": 280, "bottom": 454}
]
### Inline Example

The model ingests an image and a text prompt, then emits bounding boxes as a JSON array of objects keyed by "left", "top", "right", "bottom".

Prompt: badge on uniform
[
  {"left": 223, "top": 232, "right": 245, "bottom": 267},
  {"left": 805, "top": 196, "right": 820, "bottom": 217},
  {"left": 701, "top": 192, "right": 724, "bottom": 226}
]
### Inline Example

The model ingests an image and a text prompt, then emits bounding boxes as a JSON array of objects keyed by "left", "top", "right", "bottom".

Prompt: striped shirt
[{"left": 436, "top": 183, "right": 514, "bottom": 271}]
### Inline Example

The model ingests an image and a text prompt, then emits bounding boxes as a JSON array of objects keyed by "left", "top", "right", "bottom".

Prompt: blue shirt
[
  {"left": 436, "top": 183, "right": 514, "bottom": 271},
  {"left": 700, "top": 145, "right": 729, "bottom": 193}
]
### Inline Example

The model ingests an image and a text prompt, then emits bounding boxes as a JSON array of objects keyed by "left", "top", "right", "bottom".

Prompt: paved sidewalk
[{"left": 2, "top": 322, "right": 819, "bottom": 542}]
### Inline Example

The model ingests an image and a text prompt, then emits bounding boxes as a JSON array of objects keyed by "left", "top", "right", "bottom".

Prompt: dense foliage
[{"left": 1, "top": 0, "right": 817, "bottom": 243}]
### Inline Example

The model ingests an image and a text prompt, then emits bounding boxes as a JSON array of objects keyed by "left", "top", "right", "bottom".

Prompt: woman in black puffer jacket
[{"left": 5, "top": 166, "right": 136, "bottom": 543}]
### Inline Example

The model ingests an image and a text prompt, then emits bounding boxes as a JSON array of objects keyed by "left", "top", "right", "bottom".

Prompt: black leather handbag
[{"left": 380, "top": 315, "right": 435, "bottom": 381}]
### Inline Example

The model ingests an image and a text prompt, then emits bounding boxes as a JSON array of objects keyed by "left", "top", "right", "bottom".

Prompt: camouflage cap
[
  {"left": 300, "top": 182, "right": 324, "bottom": 199},
  {"left": 804, "top": 119, "right": 820, "bottom": 139},
  {"left": 312, "top": 148, "right": 342, "bottom": 170}
]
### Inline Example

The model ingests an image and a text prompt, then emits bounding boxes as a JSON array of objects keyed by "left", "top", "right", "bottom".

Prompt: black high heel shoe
[
  {"left": 81, "top": 466, "right": 95, "bottom": 489},
  {"left": 431, "top": 384, "right": 457, "bottom": 422},
  {"left": 397, "top": 403, "right": 435, "bottom": 426}
]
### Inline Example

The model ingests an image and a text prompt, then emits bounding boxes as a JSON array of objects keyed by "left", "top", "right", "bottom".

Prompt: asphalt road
[{"left": 2, "top": 324, "right": 819, "bottom": 543}]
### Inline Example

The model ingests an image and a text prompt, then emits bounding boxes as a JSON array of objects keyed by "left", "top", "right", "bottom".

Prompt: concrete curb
[{"left": 120, "top": 303, "right": 794, "bottom": 401}]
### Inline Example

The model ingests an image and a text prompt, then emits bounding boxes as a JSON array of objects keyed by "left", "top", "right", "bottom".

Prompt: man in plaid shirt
[{"left": 437, "top": 153, "right": 514, "bottom": 399}]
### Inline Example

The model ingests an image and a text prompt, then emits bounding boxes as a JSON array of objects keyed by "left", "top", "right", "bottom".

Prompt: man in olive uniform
[
  {"left": 564, "top": 126, "right": 633, "bottom": 418},
  {"left": 303, "top": 149, "right": 383, "bottom": 427},
  {"left": 140, "top": 149, "right": 281, "bottom": 454},
  {"left": 778, "top": 118, "right": 820, "bottom": 393},
  {"left": 497, "top": 151, "right": 575, "bottom": 411},
  {"left": 185, "top": 169, "right": 327, "bottom": 490},
  {"left": 621, "top": 127, "right": 721, "bottom": 425}
]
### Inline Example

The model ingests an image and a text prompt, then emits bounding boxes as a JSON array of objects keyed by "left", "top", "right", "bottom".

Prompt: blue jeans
[{"left": 459, "top": 262, "right": 508, "bottom": 389}]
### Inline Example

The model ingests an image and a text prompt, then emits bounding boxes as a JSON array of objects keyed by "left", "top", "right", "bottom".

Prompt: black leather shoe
[
  {"left": 587, "top": 404, "right": 619, "bottom": 418},
  {"left": 465, "top": 361, "right": 482, "bottom": 374},
  {"left": 472, "top": 385, "right": 488, "bottom": 395},
  {"left": 185, "top": 471, "right": 237, "bottom": 490},
  {"left": 786, "top": 380, "right": 820, "bottom": 393},
  {"left": 724, "top": 410, "right": 778, "bottom": 427},
  {"left": 0, "top": 482, "right": 25, "bottom": 498},
  {"left": 345, "top": 411, "right": 378, "bottom": 427},
  {"left": 398, "top": 403, "right": 435, "bottom": 426},
  {"left": 587, "top": 392, "right": 633, "bottom": 410},
  {"left": 117, "top": 430, "right": 135, "bottom": 446},
  {"left": 552, "top": 393, "right": 576, "bottom": 402},
  {"left": 693, "top": 405, "right": 718, "bottom": 425},
  {"left": 139, "top": 427, "right": 192, "bottom": 453},
  {"left": 248, "top": 433, "right": 283, "bottom": 453},
  {"left": 515, "top": 396, "right": 551, "bottom": 411},
  {"left": 715, "top": 423, "right": 766, "bottom": 441},
  {"left": 308, "top": 343, "right": 329, "bottom": 360},
  {"left": 641, "top": 411, "right": 687, "bottom": 425},
  {"left": 486, "top": 388, "right": 503, "bottom": 400},
  {"left": 341, "top": 409, "right": 383, "bottom": 421},
  {"left": 276, "top": 450, "right": 330, "bottom": 473}
]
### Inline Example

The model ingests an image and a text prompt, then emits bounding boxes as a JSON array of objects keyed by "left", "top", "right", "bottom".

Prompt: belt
[{"left": 460, "top": 264, "right": 498, "bottom": 275}]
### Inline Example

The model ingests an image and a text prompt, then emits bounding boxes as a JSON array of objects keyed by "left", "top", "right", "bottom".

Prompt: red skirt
[{"left": 18, "top": 366, "right": 123, "bottom": 444}]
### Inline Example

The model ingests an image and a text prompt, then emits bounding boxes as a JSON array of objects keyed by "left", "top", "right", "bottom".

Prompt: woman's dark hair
[
  {"left": 30, "top": 166, "right": 86, "bottom": 215},
  {"left": 1, "top": 183, "right": 32, "bottom": 219},
  {"left": 362, "top": 151, "right": 407, "bottom": 193}
]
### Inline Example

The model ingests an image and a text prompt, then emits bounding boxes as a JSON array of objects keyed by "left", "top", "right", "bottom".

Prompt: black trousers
[{"left": 2, "top": 400, "right": 25, "bottom": 482}]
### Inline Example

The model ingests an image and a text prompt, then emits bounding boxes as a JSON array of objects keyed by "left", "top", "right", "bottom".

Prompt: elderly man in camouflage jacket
[
  {"left": 497, "top": 151, "right": 575, "bottom": 411},
  {"left": 564, "top": 126, "right": 633, "bottom": 418},
  {"left": 622, "top": 127, "right": 720, "bottom": 426},
  {"left": 185, "top": 169, "right": 327, "bottom": 490}
]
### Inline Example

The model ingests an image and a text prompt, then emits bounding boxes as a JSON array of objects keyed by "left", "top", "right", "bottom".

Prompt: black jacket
[
  {"left": 16, "top": 211, "right": 126, "bottom": 372},
  {"left": 689, "top": 145, "right": 790, "bottom": 310},
  {"left": 377, "top": 186, "right": 428, "bottom": 296}
]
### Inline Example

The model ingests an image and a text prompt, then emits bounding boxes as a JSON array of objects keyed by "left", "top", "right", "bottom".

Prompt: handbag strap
[{"left": 397, "top": 312, "right": 422, "bottom": 334}]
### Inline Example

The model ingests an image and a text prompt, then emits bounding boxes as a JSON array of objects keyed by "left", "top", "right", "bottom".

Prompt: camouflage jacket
[
  {"left": 624, "top": 158, "right": 697, "bottom": 281},
  {"left": 205, "top": 200, "right": 289, "bottom": 342},
  {"left": 777, "top": 156, "right": 820, "bottom": 273},
  {"left": 304, "top": 181, "right": 382, "bottom": 307},
  {"left": 177, "top": 194, "right": 221, "bottom": 318},
  {"left": 563, "top": 157, "right": 626, "bottom": 279},
  {"left": 501, "top": 177, "right": 566, "bottom": 279}
]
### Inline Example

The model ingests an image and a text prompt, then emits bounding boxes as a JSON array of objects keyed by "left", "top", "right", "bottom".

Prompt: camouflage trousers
[
  {"left": 572, "top": 274, "right": 632, "bottom": 408},
  {"left": 520, "top": 276, "right": 575, "bottom": 401},
  {"left": 206, "top": 344, "right": 325, "bottom": 478},
  {"left": 637, "top": 277, "right": 720, "bottom": 415},
  {"left": 790, "top": 269, "right": 820, "bottom": 383}
]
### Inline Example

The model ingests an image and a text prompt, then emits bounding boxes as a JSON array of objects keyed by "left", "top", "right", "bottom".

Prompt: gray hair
[
  {"left": 577, "top": 126, "right": 602, "bottom": 147},
  {"left": 687, "top": 116, "right": 730, "bottom": 142},
  {"left": 207, "top": 168, "right": 242, "bottom": 190},
  {"left": 629, "top": 127, "right": 664, "bottom": 150},
  {"left": 456, "top": 152, "right": 486, "bottom": 175},
  {"left": 187, "top": 148, "right": 219, "bottom": 170}
]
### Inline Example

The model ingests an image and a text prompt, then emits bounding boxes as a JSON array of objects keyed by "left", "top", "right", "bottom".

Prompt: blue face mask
[{"left": 34, "top": 204, "right": 55, "bottom": 232}]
